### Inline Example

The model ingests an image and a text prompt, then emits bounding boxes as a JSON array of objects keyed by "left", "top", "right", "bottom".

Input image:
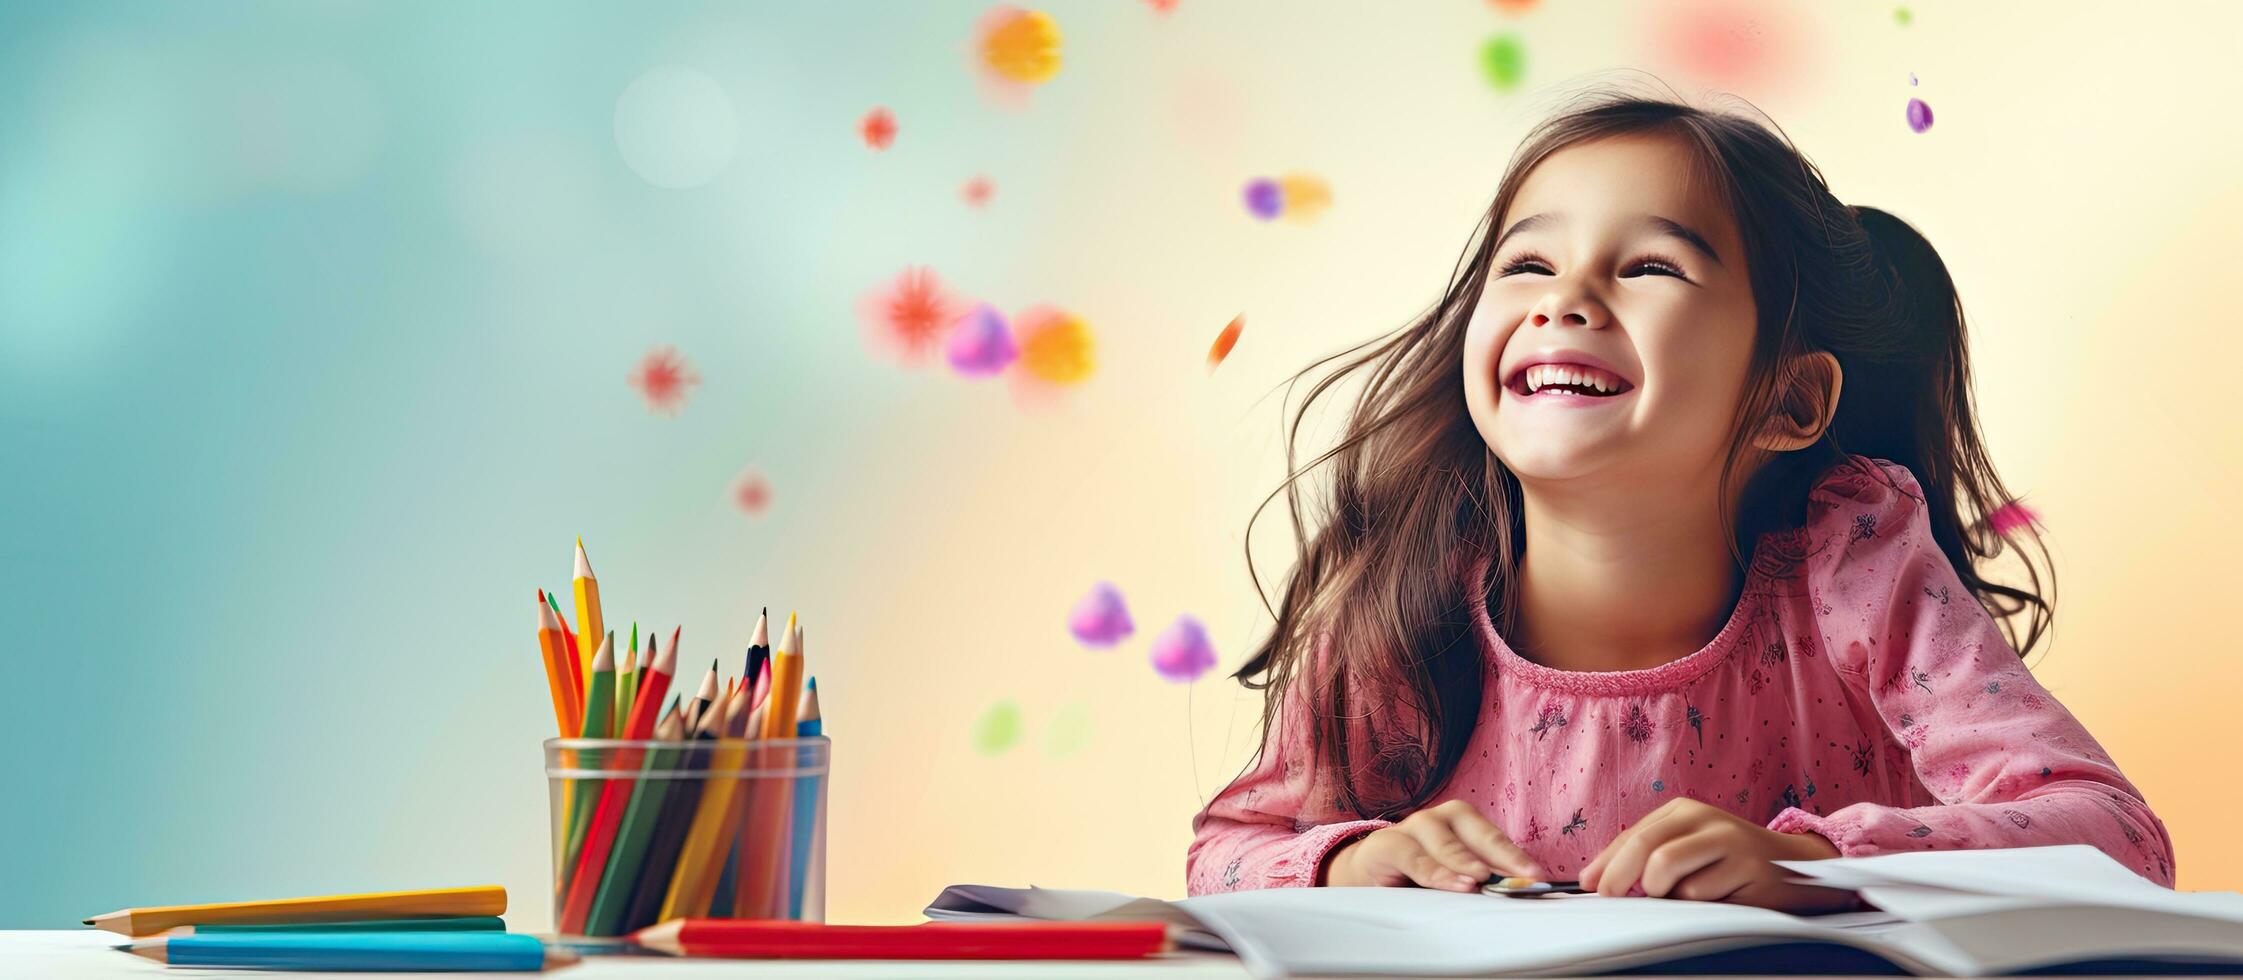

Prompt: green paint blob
[
  {"left": 1894, "top": 6, "right": 1912, "bottom": 25},
  {"left": 1044, "top": 701, "right": 1093, "bottom": 759},
  {"left": 973, "top": 700, "right": 1022, "bottom": 755},
  {"left": 1480, "top": 33, "right": 1526, "bottom": 92}
]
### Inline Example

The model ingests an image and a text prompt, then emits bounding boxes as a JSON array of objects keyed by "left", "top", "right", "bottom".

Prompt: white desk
[
  {"left": 3, "top": 930, "right": 1252, "bottom": 978},
  {"left": 14, "top": 931, "right": 2228, "bottom": 978}
]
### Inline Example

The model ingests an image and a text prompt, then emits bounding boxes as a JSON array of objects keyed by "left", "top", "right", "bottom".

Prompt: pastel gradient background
[{"left": 4, "top": 0, "right": 2240, "bottom": 931}]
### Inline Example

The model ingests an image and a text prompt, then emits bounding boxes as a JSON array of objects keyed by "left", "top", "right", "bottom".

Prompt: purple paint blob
[
  {"left": 946, "top": 303, "right": 1017, "bottom": 377},
  {"left": 1149, "top": 614, "right": 1217, "bottom": 682},
  {"left": 1242, "top": 178, "right": 1282, "bottom": 220},
  {"left": 1068, "top": 581, "right": 1135, "bottom": 647},
  {"left": 1906, "top": 97, "right": 1934, "bottom": 133}
]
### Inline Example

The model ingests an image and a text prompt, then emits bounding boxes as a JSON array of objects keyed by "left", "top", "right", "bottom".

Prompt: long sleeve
[
  {"left": 1765, "top": 459, "right": 2177, "bottom": 887},
  {"left": 1186, "top": 634, "right": 1391, "bottom": 894}
]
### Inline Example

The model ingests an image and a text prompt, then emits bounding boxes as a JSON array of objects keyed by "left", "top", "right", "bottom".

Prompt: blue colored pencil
[
  {"left": 788, "top": 677, "right": 824, "bottom": 919},
  {"left": 121, "top": 932, "right": 572, "bottom": 972}
]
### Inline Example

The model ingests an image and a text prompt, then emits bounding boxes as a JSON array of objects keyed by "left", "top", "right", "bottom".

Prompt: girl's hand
[
  {"left": 1323, "top": 800, "right": 1546, "bottom": 891},
  {"left": 1579, "top": 798, "right": 1862, "bottom": 913}
]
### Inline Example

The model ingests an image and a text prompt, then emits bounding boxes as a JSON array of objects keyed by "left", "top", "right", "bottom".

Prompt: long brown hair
[{"left": 1232, "top": 86, "right": 2056, "bottom": 821}]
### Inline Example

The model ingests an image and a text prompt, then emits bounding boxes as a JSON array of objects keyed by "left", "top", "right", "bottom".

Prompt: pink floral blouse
[{"left": 1187, "top": 455, "right": 2175, "bottom": 895}]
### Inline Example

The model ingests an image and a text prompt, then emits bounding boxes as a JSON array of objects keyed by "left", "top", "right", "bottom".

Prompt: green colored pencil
[
  {"left": 561, "top": 632, "right": 618, "bottom": 892},
  {"left": 619, "top": 624, "right": 639, "bottom": 731},
  {"left": 584, "top": 707, "right": 685, "bottom": 935}
]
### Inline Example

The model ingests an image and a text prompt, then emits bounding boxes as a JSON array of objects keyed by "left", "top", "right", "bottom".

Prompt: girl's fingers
[
  {"left": 1403, "top": 822, "right": 1493, "bottom": 883},
  {"left": 1582, "top": 805, "right": 1683, "bottom": 889},
  {"left": 1638, "top": 829, "right": 1728, "bottom": 898},
  {"left": 1444, "top": 810, "right": 1544, "bottom": 878},
  {"left": 1591, "top": 815, "right": 1700, "bottom": 898},
  {"left": 1401, "top": 849, "right": 1480, "bottom": 892},
  {"left": 1669, "top": 854, "right": 1756, "bottom": 904}
]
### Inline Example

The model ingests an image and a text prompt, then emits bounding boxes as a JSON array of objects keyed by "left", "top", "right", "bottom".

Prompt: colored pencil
[
  {"left": 659, "top": 683, "right": 750, "bottom": 921},
  {"left": 788, "top": 677, "right": 824, "bottom": 919},
  {"left": 619, "top": 692, "right": 720, "bottom": 934},
  {"left": 560, "top": 632, "right": 617, "bottom": 893},
  {"left": 571, "top": 538, "right": 604, "bottom": 698},
  {"left": 737, "top": 617, "right": 805, "bottom": 917},
  {"left": 742, "top": 608, "right": 769, "bottom": 694},
  {"left": 633, "top": 920, "right": 1172, "bottom": 960},
  {"left": 582, "top": 707, "right": 687, "bottom": 936},
  {"left": 619, "top": 624, "right": 639, "bottom": 733},
  {"left": 558, "top": 630, "right": 680, "bottom": 934},
  {"left": 122, "top": 932, "right": 574, "bottom": 972},
  {"left": 578, "top": 632, "right": 617, "bottom": 740},
  {"left": 84, "top": 886, "right": 506, "bottom": 937},
  {"left": 535, "top": 598, "right": 581, "bottom": 738},
  {"left": 682, "top": 659, "right": 718, "bottom": 734},
  {"left": 168, "top": 916, "right": 506, "bottom": 935}
]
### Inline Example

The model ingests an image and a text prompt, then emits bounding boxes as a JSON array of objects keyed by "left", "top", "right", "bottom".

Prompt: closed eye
[{"left": 1495, "top": 250, "right": 1692, "bottom": 281}]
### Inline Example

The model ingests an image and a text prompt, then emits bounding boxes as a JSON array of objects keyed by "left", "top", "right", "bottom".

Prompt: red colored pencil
[
  {"left": 634, "top": 920, "right": 1171, "bottom": 960},
  {"left": 557, "top": 631, "right": 682, "bottom": 933}
]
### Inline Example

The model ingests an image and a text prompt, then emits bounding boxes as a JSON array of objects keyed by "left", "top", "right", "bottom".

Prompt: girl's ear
[{"left": 1753, "top": 351, "right": 1843, "bottom": 453}]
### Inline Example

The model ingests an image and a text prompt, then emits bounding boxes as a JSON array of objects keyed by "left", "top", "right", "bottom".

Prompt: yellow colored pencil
[
  {"left": 83, "top": 886, "right": 506, "bottom": 937},
  {"left": 659, "top": 683, "right": 751, "bottom": 921},
  {"left": 571, "top": 538, "right": 604, "bottom": 698}
]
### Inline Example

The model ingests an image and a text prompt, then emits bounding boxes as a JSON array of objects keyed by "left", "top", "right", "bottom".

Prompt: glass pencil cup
[{"left": 544, "top": 736, "right": 830, "bottom": 938}]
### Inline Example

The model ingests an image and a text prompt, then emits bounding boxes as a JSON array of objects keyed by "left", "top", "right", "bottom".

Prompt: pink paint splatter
[
  {"left": 733, "top": 468, "right": 772, "bottom": 516},
  {"left": 860, "top": 106, "right": 897, "bottom": 150},
  {"left": 856, "top": 267, "right": 970, "bottom": 366},
  {"left": 1149, "top": 614, "right": 1216, "bottom": 682},
  {"left": 627, "top": 346, "right": 700, "bottom": 416},
  {"left": 1068, "top": 581, "right": 1135, "bottom": 648},
  {"left": 946, "top": 303, "right": 1017, "bottom": 378},
  {"left": 1642, "top": 0, "right": 1807, "bottom": 99},
  {"left": 1906, "top": 97, "right": 1934, "bottom": 133},
  {"left": 962, "top": 175, "right": 995, "bottom": 208}
]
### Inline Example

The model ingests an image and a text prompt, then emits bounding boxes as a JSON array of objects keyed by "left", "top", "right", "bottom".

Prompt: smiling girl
[{"left": 1186, "top": 90, "right": 2175, "bottom": 913}]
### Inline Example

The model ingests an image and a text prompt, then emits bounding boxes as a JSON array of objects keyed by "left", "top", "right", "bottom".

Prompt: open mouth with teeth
[{"left": 1506, "top": 363, "right": 1636, "bottom": 399}]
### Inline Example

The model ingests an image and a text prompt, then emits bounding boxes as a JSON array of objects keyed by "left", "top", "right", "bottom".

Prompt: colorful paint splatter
[
  {"left": 946, "top": 303, "right": 1017, "bottom": 378},
  {"left": 1907, "top": 97, "right": 1934, "bottom": 133},
  {"left": 1988, "top": 500, "right": 2041, "bottom": 535},
  {"left": 732, "top": 468, "right": 772, "bottom": 516},
  {"left": 1044, "top": 700, "right": 1093, "bottom": 758},
  {"left": 973, "top": 699, "right": 1023, "bottom": 754},
  {"left": 627, "top": 346, "right": 700, "bottom": 416},
  {"left": 857, "top": 267, "right": 969, "bottom": 365},
  {"left": 1207, "top": 314, "right": 1244, "bottom": 370},
  {"left": 1149, "top": 614, "right": 1217, "bottom": 682},
  {"left": 961, "top": 174, "right": 995, "bottom": 208},
  {"left": 859, "top": 106, "right": 897, "bottom": 150},
  {"left": 1068, "top": 581, "right": 1135, "bottom": 648},
  {"left": 1479, "top": 33, "right": 1526, "bottom": 91},
  {"left": 1242, "top": 178, "right": 1282, "bottom": 220},
  {"left": 1008, "top": 306, "right": 1096, "bottom": 405},
  {"left": 972, "top": 6, "right": 1062, "bottom": 106}
]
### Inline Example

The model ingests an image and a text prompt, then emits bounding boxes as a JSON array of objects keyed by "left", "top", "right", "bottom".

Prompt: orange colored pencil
[
  {"left": 736, "top": 616, "right": 806, "bottom": 917},
  {"left": 537, "top": 596, "right": 583, "bottom": 738}
]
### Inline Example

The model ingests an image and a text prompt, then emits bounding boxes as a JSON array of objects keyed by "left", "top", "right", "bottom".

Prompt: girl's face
[{"left": 1463, "top": 135, "right": 1758, "bottom": 487}]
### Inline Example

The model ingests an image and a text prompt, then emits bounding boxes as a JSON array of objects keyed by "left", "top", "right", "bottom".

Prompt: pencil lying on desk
[
  {"left": 634, "top": 919, "right": 1173, "bottom": 960},
  {"left": 121, "top": 932, "right": 575, "bottom": 972},
  {"left": 165, "top": 916, "right": 507, "bottom": 935},
  {"left": 84, "top": 885, "right": 507, "bottom": 936}
]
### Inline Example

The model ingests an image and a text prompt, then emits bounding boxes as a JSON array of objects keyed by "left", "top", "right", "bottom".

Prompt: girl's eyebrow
[{"left": 1493, "top": 211, "right": 1725, "bottom": 267}]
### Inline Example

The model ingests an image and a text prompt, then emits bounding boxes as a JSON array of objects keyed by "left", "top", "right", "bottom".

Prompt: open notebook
[{"left": 926, "top": 845, "right": 2243, "bottom": 977}]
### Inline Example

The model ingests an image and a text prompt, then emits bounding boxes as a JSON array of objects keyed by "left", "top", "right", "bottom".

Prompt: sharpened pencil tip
[{"left": 82, "top": 919, "right": 93, "bottom": 926}]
